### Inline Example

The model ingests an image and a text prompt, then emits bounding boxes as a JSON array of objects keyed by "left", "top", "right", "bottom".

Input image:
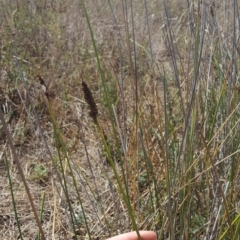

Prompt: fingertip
[
  {"left": 106, "top": 231, "right": 156, "bottom": 240},
  {"left": 139, "top": 231, "right": 156, "bottom": 240}
]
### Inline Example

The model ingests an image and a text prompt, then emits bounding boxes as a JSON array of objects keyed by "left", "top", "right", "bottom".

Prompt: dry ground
[
  {"left": 1, "top": 1, "right": 239, "bottom": 240},
  {"left": 0, "top": 1, "right": 175, "bottom": 239}
]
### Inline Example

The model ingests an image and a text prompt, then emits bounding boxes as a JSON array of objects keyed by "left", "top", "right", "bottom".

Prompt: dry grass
[{"left": 0, "top": 0, "right": 240, "bottom": 239}]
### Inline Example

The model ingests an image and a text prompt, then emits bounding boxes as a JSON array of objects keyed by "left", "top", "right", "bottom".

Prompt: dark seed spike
[{"left": 82, "top": 80, "right": 98, "bottom": 123}]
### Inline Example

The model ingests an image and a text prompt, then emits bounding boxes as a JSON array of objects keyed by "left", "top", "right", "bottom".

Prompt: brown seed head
[{"left": 82, "top": 80, "right": 98, "bottom": 123}]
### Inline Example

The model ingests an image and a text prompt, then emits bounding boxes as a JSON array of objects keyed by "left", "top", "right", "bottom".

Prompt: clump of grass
[{"left": 1, "top": 0, "right": 240, "bottom": 240}]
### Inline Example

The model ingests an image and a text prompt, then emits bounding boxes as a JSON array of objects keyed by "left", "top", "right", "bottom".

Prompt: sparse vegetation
[{"left": 0, "top": 0, "right": 240, "bottom": 239}]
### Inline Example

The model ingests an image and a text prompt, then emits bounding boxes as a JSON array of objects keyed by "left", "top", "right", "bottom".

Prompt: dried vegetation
[{"left": 0, "top": 0, "right": 240, "bottom": 240}]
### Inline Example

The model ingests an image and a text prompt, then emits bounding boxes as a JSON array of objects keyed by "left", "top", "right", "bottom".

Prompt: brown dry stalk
[
  {"left": 0, "top": 109, "right": 46, "bottom": 240},
  {"left": 82, "top": 80, "right": 98, "bottom": 123}
]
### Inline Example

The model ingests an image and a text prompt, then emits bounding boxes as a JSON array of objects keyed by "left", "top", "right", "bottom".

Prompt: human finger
[{"left": 106, "top": 231, "right": 156, "bottom": 240}]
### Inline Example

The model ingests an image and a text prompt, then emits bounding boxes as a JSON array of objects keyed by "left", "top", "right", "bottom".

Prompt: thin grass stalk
[
  {"left": 106, "top": 0, "right": 128, "bottom": 151},
  {"left": 0, "top": 109, "right": 46, "bottom": 240},
  {"left": 129, "top": 0, "right": 138, "bottom": 102},
  {"left": 121, "top": 0, "right": 139, "bottom": 115},
  {"left": 81, "top": 90, "right": 140, "bottom": 236},
  {"left": 138, "top": 125, "right": 162, "bottom": 228},
  {"left": 81, "top": 78, "right": 132, "bottom": 230},
  {"left": 17, "top": 65, "right": 78, "bottom": 235},
  {"left": 204, "top": 35, "right": 216, "bottom": 138},
  {"left": 37, "top": 192, "right": 46, "bottom": 240},
  {"left": 207, "top": 100, "right": 240, "bottom": 149},
  {"left": 162, "top": 27, "right": 188, "bottom": 187},
  {"left": 121, "top": 0, "right": 139, "bottom": 206},
  {"left": 143, "top": 0, "right": 153, "bottom": 62},
  {"left": 65, "top": 144, "right": 112, "bottom": 236},
  {"left": 52, "top": 122, "right": 78, "bottom": 237},
  {"left": 15, "top": 62, "right": 54, "bottom": 161},
  {"left": 112, "top": 105, "right": 125, "bottom": 156},
  {"left": 214, "top": 98, "right": 240, "bottom": 153},
  {"left": 219, "top": 211, "right": 240, "bottom": 240},
  {"left": 129, "top": 0, "right": 140, "bottom": 206},
  {"left": 154, "top": 76, "right": 167, "bottom": 173},
  {"left": 48, "top": 80, "right": 118, "bottom": 237},
  {"left": 173, "top": 7, "right": 204, "bottom": 236},
  {"left": 46, "top": 99, "right": 92, "bottom": 239},
  {"left": 213, "top": 182, "right": 230, "bottom": 238},
  {"left": 121, "top": 0, "right": 131, "bottom": 72},
  {"left": 96, "top": 121, "right": 141, "bottom": 236},
  {"left": 199, "top": 130, "right": 234, "bottom": 238},
  {"left": 112, "top": 77, "right": 131, "bottom": 202},
  {"left": 96, "top": 148, "right": 121, "bottom": 230},
  {"left": 27, "top": 2, "right": 42, "bottom": 66},
  {"left": 162, "top": 0, "right": 185, "bottom": 120},
  {"left": 16, "top": 64, "right": 72, "bottom": 222},
  {"left": 4, "top": 152, "right": 23, "bottom": 240},
  {"left": 232, "top": 213, "right": 240, "bottom": 240},
  {"left": 38, "top": 77, "right": 91, "bottom": 237},
  {"left": 229, "top": 0, "right": 237, "bottom": 91},
  {"left": 107, "top": 0, "right": 126, "bottom": 52},
  {"left": 228, "top": 106, "right": 240, "bottom": 180},
  {"left": 162, "top": 70, "right": 174, "bottom": 239},
  {"left": 80, "top": 2, "right": 130, "bottom": 210},
  {"left": 79, "top": 1, "right": 141, "bottom": 232},
  {"left": 207, "top": 70, "right": 226, "bottom": 141},
  {"left": 80, "top": 132, "right": 112, "bottom": 236},
  {"left": 108, "top": 4, "right": 133, "bottom": 210},
  {"left": 181, "top": 100, "right": 197, "bottom": 238},
  {"left": 202, "top": 85, "right": 239, "bottom": 238},
  {"left": 162, "top": 2, "right": 206, "bottom": 237},
  {"left": 118, "top": 46, "right": 128, "bottom": 153},
  {"left": 79, "top": 0, "right": 115, "bottom": 127}
]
